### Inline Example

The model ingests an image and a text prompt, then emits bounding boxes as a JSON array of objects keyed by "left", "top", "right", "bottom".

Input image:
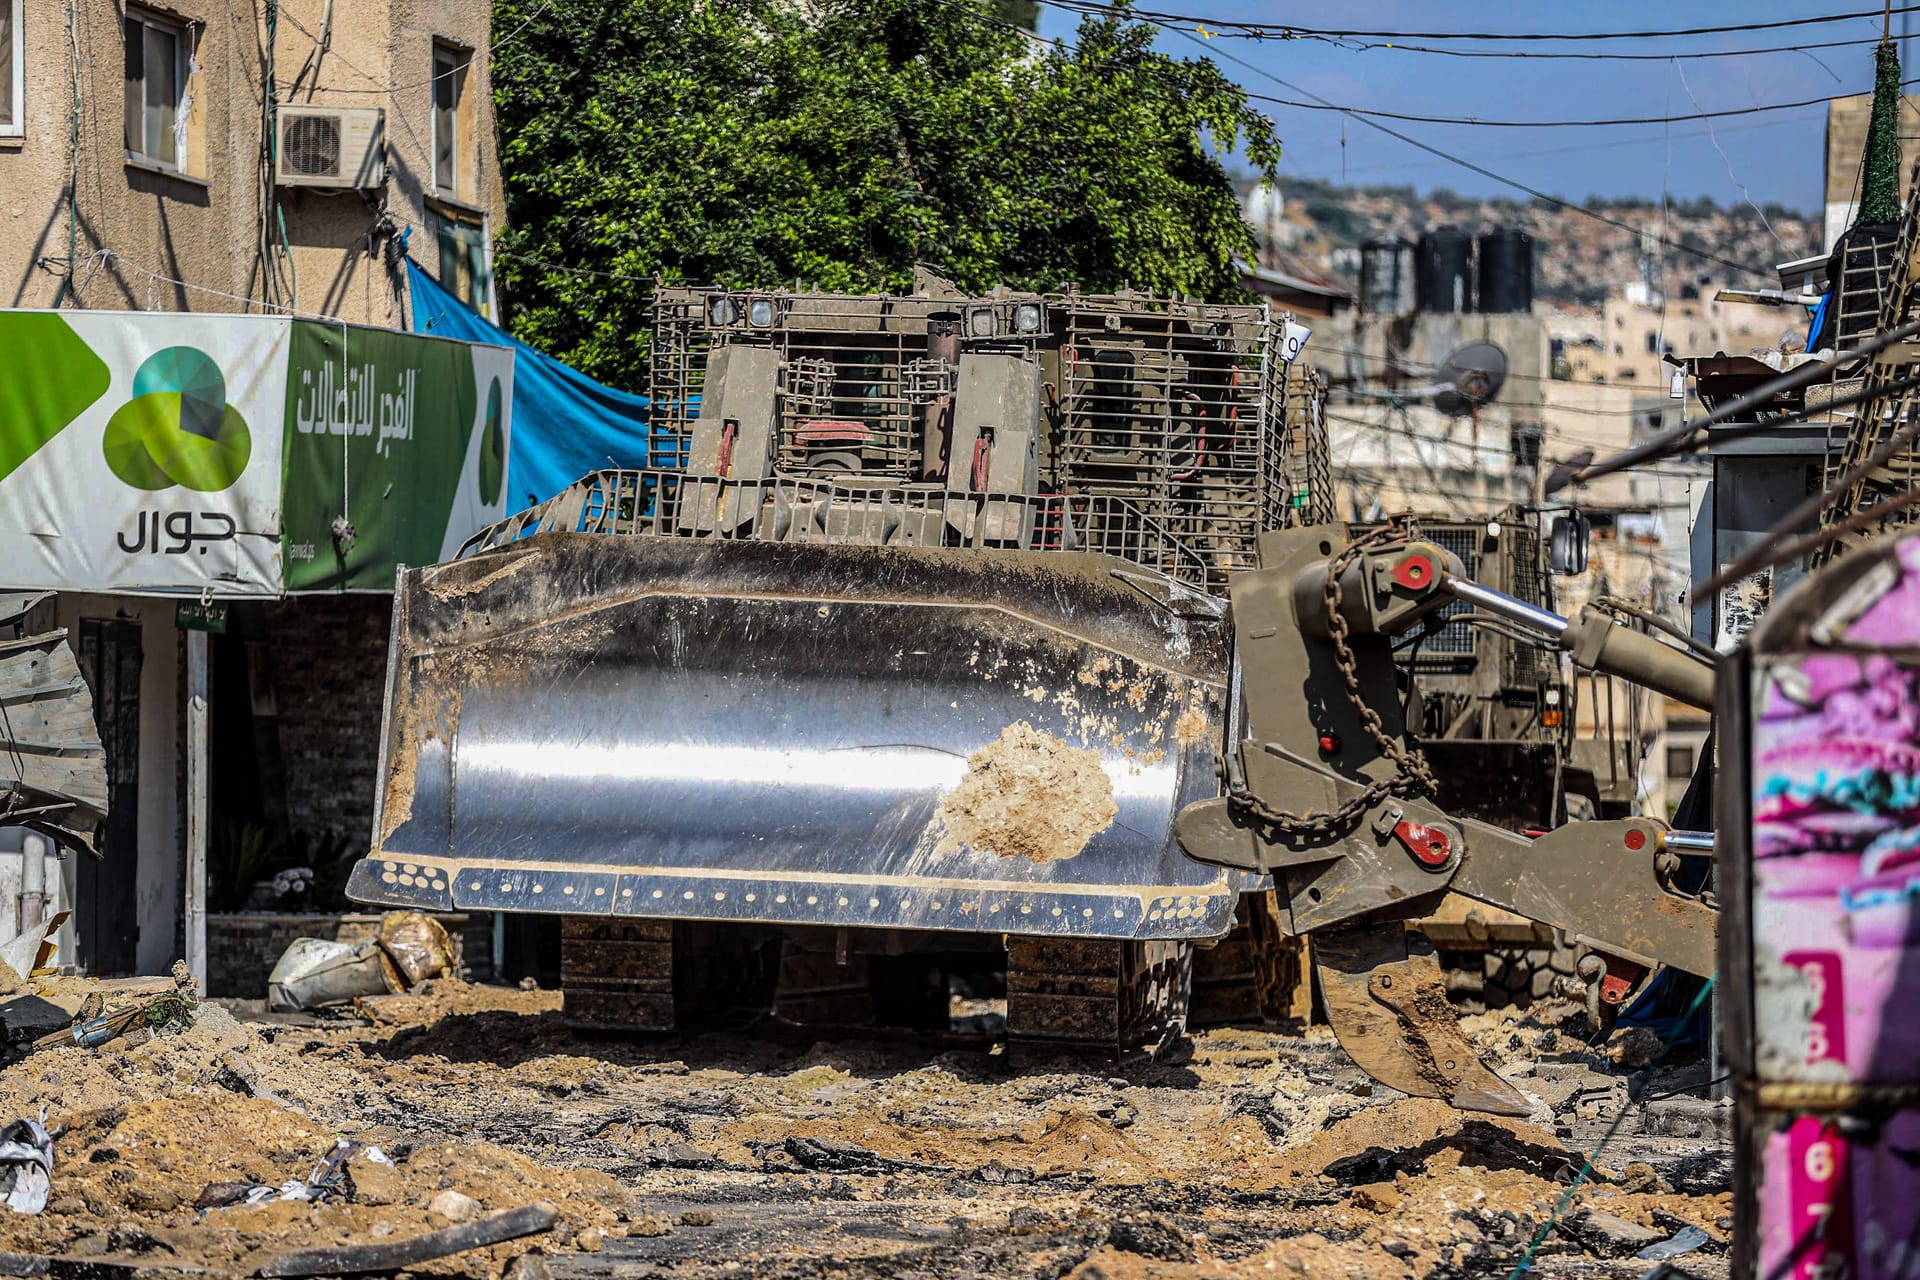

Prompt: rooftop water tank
[
  {"left": 1360, "top": 238, "right": 1415, "bottom": 315},
  {"left": 1415, "top": 227, "right": 1473, "bottom": 314},
  {"left": 1476, "top": 228, "right": 1534, "bottom": 314}
]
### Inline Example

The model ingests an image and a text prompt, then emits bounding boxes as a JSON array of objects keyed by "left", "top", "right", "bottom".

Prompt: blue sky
[{"left": 1034, "top": 1, "right": 1912, "bottom": 213}]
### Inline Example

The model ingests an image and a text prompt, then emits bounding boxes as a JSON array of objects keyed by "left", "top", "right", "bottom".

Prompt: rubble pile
[{"left": 0, "top": 977, "right": 1730, "bottom": 1278}]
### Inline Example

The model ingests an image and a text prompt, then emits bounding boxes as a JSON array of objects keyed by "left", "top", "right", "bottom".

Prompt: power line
[
  {"left": 1237, "top": 77, "right": 1920, "bottom": 130},
  {"left": 1340, "top": 115, "right": 1822, "bottom": 176},
  {"left": 959, "top": 0, "right": 1782, "bottom": 276},
  {"left": 1553, "top": 321, "right": 1920, "bottom": 489},
  {"left": 279, "top": 0, "right": 557, "bottom": 96},
  {"left": 1045, "top": 2, "right": 1920, "bottom": 43},
  {"left": 1215, "top": 34, "right": 1887, "bottom": 63},
  {"left": 1144, "top": 24, "right": 1775, "bottom": 279}
]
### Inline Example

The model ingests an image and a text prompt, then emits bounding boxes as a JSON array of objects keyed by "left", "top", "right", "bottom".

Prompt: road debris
[
  {"left": 257, "top": 1201, "right": 558, "bottom": 1277},
  {"left": 267, "top": 912, "right": 454, "bottom": 1012},
  {"left": 0, "top": 981, "right": 1730, "bottom": 1276},
  {"left": 0, "top": 1115, "right": 52, "bottom": 1215},
  {"left": 428, "top": 1188, "right": 481, "bottom": 1222},
  {"left": 26, "top": 961, "right": 197, "bottom": 1054},
  {"left": 1636, "top": 1222, "right": 1712, "bottom": 1261}
]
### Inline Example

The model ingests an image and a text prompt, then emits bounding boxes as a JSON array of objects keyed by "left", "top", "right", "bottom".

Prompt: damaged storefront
[{"left": 0, "top": 309, "right": 513, "bottom": 985}]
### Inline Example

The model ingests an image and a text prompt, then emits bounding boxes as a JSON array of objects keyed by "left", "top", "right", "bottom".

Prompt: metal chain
[{"left": 1229, "top": 520, "right": 1440, "bottom": 838}]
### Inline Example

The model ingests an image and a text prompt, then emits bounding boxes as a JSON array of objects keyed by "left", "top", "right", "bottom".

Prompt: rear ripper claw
[{"left": 1313, "top": 922, "right": 1531, "bottom": 1118}]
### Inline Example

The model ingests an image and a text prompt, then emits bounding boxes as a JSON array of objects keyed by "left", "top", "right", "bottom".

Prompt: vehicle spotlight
[
  {"left": 968, "top": 307, "right": 998, "bottom": 337},
  {"left": 1013, "top": 302, "right": 1043, "bottom": 334},
  {"left": 748, "top": 296, "right": 776, "bottom": 328},
  {"left": 708, "top": 295, "right": 741, "bottom": 327}
]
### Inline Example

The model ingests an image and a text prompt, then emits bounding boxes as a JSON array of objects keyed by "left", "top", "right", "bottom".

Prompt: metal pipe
[
  {"left": 19, "top": 832, "right": 48, "bottom": 936},
  {"left": 185, "top": 629, "right": 209, "bottom": 994},
  {"left": 1443, "top": 574, "right": 1716, "bottom": 710},
  {"left": 1441, "top": 575, "right": 1570, "bottom": 638},
  {"left": 1665, "top": 830, "right": 1715, "bottom": 852}
]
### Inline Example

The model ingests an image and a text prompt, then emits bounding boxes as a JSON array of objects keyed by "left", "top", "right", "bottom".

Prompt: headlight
[
  {"left": 968, "top": 307, "right": 998, "bottom": 337},
  {"left": 1545, "top": 688, "right": 1561, "bottom": 707},
  {"left": 748, "top": 297, "right": 775, "bottom": 327},
  {"left": 1013, "top": 302, "right": 1042, "bottom": 333},
  {"left": 708, "top": 296, "right": 740, "bottom": 327}
]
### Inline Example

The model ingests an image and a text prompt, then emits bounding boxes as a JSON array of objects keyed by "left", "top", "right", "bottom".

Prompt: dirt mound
[
  {"left": 937, "top": 721, "right": 1117, "bottom": 861},
  {"left": 355, "top": 978, "right": 563, "bottom": 1029},
  {"left": 0, "top": 1084, "right": 658, "bottom": 1273},
  {"left": 1272, "top": 1097, "right": 1569, "bottom": 1184}
]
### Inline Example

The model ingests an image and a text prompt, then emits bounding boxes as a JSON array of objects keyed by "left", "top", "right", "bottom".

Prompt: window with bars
[{"left": 124, "top": 9, "right": 189, "bottom": 169}]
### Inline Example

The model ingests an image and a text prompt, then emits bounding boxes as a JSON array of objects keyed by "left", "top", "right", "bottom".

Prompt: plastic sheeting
[{"left": 405, "top": 257, "right": 658, "bottom": 510}]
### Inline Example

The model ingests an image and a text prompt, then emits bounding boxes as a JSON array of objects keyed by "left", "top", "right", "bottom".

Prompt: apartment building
[{"left": 1, "top": 0, "right": 503, "bottom": 322}]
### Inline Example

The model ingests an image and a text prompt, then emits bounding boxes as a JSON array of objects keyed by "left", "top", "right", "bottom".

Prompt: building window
[
  {"left": 124, "top": 9, "right": 189, "bottom": 168},
  {"left": 1, "top": 0, "right": 21, "bottom": 137},
  {"left": 432, "top": 43, "right": 470, "bottom": 199},
  {"left": 1666, "top": 744, "right": 1694, "bottom": 779},
  {"left": 1509, "top": 424, "right": 1542, "bottom": 469},
  {"left": 436, "top": 216, "right": 491, "bottom": 318}
]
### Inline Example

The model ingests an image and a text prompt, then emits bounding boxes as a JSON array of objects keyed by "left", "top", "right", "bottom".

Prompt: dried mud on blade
[{"left": 349, "top": 535, "right": 1254, "bottom": 940}]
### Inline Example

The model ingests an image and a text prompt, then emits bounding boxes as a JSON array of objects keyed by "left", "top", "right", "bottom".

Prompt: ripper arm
[{"left": 1175, "top": 524, "right": 1716, "bottom": 1115}]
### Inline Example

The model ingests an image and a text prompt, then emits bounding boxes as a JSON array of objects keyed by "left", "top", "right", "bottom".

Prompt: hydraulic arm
[{"left": 1177, "top": 525, "right": 1717, "bottom": 1116}]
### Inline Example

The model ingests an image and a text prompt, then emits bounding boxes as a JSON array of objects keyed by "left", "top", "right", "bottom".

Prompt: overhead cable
[
  {"left": 1237, "top": 77, "right": 1920, "bottom": 130},
  {"left": 1044, "top": 2, "right": 1920, "bottom": 44},
  {"left": 1209, "top": 34, "right": 1887, "bottom": 63},
  {"left": 1151, "top": 26, "right": 1773, "bottom": 278},
  {"left": 1550, "top": 321, "right": 1920, "bottom": 490}
]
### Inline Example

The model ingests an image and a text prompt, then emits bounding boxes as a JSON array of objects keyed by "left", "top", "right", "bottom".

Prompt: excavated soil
[
  {"left": 936, "top": 721, "right": 1119, "bottom": 861},
  {"left": 0, "top": 980, "right": 1732, "bottom": 1279}
]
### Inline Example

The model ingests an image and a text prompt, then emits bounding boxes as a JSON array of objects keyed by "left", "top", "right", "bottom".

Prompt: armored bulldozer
[
  {"left": 356, "top": 283, "right": 1326, "bottom": 1051},
  {"left": 346, "top": 282, "right": 1719, "bottom": 1112}
]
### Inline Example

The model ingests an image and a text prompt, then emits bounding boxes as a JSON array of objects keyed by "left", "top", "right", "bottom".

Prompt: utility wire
[
  {"left": 1202, "top": 34, "right": 1888, "bottom": 63},
  {"left": 1343, "top": 114, "right": 1826, "bottom": 177},
  {"left": 1553, "top": 321, "right": 1920, "bottom": 488},
  {"left": 1233, "top": 77, "right": 1920, "bottom": 130},
  {"left": 1139, "top": 25, "right": 1776, "bottom": 278},
  {"left": 1046, "top": 2, "right": 1920, "bottom": 43},
  {"left": 961, "top": 0, "right": 1781, "bottom": 276}
]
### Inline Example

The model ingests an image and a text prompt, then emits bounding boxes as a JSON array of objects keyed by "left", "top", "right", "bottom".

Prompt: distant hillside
[{"left": 1248, "top": 179, "right": 1822, "bottom": 305}]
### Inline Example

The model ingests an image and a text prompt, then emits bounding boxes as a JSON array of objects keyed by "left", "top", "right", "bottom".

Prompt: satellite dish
[{"left": 1431, "top": 342, "right": 1508, "bottom": 416}]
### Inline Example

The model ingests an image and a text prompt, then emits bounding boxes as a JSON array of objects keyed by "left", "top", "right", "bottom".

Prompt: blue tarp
[{"left": 405, "top": 256, "right": 656, "bottom": 510}]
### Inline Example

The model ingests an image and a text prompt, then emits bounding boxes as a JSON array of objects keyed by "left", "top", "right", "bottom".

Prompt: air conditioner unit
[{"left": 275, "top": 106, "right": 385, "bottom": 190}]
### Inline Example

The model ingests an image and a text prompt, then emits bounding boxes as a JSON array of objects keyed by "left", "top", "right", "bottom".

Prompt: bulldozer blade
[
  {"left": 348, "top": 534, "right": 1257, "bottom": 941},
  {"left": 1314, "top": 922, "right": 1531, "bottom": 1117}
]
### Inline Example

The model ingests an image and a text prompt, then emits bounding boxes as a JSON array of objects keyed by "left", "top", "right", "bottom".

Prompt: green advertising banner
[{"left": 282, "top": 322, "right": 513, "bottom": 591}]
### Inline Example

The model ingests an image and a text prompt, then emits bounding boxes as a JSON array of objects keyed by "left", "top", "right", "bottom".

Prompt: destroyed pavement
[{"left": 0, "top": 978, "right": 1729, "bottom": 1279}]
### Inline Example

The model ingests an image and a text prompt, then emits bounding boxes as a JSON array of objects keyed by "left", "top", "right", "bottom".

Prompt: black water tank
[
  {"left": 1415, "top": 227, "right": 1474, "bottom": 314},
  {"left": 1477, "top": 228, "right": 1534, "bottom": 313},
  {"left": 1360, "top": 237, "right": 1415, "bottom": 314}
]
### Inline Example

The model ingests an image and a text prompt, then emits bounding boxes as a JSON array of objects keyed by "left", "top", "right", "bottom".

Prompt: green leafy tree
[{"left": 491, "top": 0, "right": 1280, "bottom": 389}]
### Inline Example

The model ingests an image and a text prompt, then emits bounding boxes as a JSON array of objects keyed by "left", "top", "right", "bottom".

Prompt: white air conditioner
[{"left": 275, "top": 106, "right": 386, "bottom": 190}]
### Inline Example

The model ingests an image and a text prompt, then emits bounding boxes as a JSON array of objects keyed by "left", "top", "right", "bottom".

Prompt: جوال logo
[{"left": 102, "top": 346, "right": 253, "bottom": 492}]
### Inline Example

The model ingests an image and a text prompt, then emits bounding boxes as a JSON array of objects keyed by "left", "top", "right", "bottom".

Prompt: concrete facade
[{"left": 2, "top": 0, "right": 503, "bottom": 321}]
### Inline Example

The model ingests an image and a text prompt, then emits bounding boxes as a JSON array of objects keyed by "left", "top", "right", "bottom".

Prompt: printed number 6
[{"left": 1805, "top": 1141, "right": 1835, "bottom": 1183}]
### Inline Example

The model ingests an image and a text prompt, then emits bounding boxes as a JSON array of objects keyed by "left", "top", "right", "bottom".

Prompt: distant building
[{"left": 1558, "top": 282, "right": 1794, "bottom": 391}]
